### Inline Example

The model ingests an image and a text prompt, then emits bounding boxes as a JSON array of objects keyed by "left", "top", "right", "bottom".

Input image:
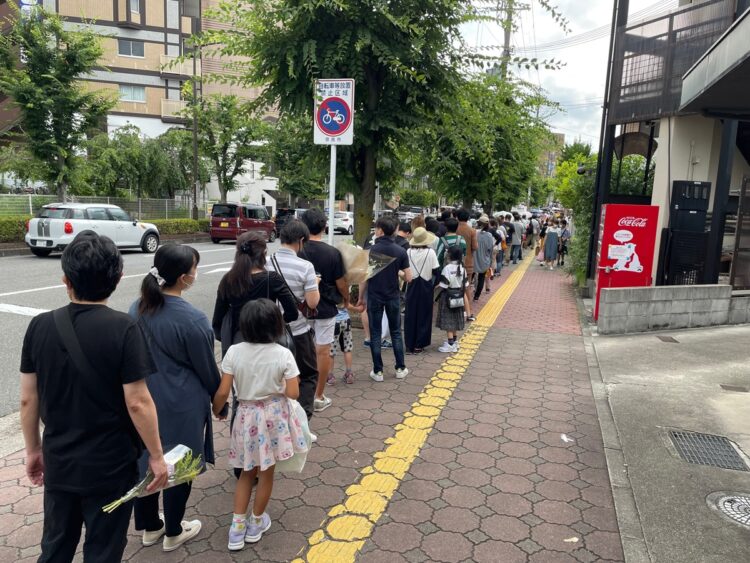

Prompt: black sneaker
[{"left": 467, "top": 315, "right": 476, "bottom": 321}]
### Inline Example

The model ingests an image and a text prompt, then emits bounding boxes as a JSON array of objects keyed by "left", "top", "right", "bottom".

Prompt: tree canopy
[{"left": 0, "top": 6, "right": 115, "bottom": 200}]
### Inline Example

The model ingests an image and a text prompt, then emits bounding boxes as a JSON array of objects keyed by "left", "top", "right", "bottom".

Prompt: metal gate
[{"left": 730, "top": 178, "right": 750, "bottom": 290}]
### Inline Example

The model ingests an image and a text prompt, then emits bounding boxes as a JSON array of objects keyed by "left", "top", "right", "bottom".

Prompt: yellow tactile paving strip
[{"left": 293, "top": 256, "right": 533, "bottom": 563}]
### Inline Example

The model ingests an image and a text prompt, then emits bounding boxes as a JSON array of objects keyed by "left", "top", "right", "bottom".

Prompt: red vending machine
[{"left": 594, "top": 204, "right": 660, "bottom": 320}]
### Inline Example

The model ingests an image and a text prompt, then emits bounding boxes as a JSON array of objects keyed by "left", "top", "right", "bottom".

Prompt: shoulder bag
[
  {"left": 271, "top": 254, "right": 318, "bottom": 320},
  {"left": 266, "top": 271, "right": 297, "bottom": 355}
]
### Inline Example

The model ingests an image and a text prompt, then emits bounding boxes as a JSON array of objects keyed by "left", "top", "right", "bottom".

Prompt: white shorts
[{"left": 310, "top": 317, "right": 336, "bottom": 346}]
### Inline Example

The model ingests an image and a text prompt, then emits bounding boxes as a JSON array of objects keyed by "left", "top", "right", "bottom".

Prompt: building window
[
  {"left": 119, "top": 85, "right": 146, "bottom": 103},
  {"left": 130, "top": 0, "right": 140, "bottom": 14},
  {"left": 117, "top": 39, "right": 144, "bottom": 58}
]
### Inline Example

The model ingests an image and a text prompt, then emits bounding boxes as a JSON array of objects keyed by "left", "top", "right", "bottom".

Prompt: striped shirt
[{"left": 266, "top": 248, "right": 318, "bottom": 336}]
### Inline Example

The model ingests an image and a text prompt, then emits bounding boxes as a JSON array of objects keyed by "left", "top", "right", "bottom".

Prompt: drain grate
[
  {"left": 707, "top": 492, "right": 750, "bottom": 529},
  {"left": 720, "top": 384, "right": 749, "bottom": 393},
  {"left": 669, "top": 431, "right": 749, "bottom": 471},
  {"left": 657, "top": 335, "right": 679, "bottom": 343}
]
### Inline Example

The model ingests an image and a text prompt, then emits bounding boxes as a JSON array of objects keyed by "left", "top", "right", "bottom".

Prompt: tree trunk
[
  {"left": 354, "top": 146, "right": 376, "bottom": 246},
  {"left": 57, "top": 179, "right": 68, "bottom": 202}
]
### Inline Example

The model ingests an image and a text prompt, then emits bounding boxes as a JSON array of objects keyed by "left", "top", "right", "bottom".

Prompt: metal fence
[
  {"left": 0, "top": 194, "right": 195, "bottom": 219},
  {"left": 609, "top": 0, "right": 735, "bottom": 124}
]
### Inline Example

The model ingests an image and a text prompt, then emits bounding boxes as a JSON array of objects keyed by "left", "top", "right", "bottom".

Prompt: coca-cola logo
[{"left": 618, "top": 217, "right": 647, "bottom": 227}]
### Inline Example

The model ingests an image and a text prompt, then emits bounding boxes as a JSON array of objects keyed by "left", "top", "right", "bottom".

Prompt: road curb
[
  {"left": 0, "top": 233, "right": 212, "bottom": 258},
  {"left": 575, "top": 294, "right": 652, "bottom": 563}
]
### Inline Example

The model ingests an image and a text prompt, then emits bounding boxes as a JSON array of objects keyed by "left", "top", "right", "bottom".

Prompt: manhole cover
[
  {"left": 707, "top": 492, "right": 750, "bottom": 529},
  {"left": 669, "top": 430, "right": 749, "bottom": 471},
  {"left": 720, "top": 384, "right": 749, "bottom": 393},
  {"left": 657, "top": 335, "right": 679, "bottom": 343}
]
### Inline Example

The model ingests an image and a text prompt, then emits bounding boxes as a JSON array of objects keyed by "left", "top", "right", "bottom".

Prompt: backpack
[{"left": 526, "top": 222, "right": 533, "bottom": 236}]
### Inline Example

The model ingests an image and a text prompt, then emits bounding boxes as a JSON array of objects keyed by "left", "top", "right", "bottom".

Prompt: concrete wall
[{"left": 597, "top": 284, "right": 750, "bottom": 334}]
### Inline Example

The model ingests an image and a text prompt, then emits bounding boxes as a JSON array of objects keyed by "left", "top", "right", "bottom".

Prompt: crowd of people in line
[{"left": 18, "top": 205, "right": 570, "bottom": 562}]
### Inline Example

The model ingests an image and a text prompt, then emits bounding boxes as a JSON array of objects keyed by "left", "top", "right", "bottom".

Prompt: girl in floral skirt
[{"left": 212, "top": 299, "right": 309, "bottom": 551}]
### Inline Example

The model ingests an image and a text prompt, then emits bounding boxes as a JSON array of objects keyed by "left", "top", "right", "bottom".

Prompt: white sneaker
[
  {"left": 313, "top": 396, "right": 332, "bottom": 412},
  {"left": 438, "top": 342, "right": 455, "bottom": 353},
  {"left": 142, "top": 512, "right": 165, "bottom": 546},
  {"left": 451, "top": 343, "right": 459, "bottom": 353},
  {"left": 163, "top": 519, "right": 202, "bottom": 552},
  {"left": 395, "top": 367, "right": 409, "bottom": 379},
  {"left": 309, "top": 432, "right": 318, "bottom": 444},
  {"left": 369, "top": 370, "right": 384, "bottom": 382}
]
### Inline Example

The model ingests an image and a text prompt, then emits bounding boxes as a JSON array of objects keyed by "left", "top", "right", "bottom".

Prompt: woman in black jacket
[{"left": 212, "top": 232, "right": 299, "bottom": 355}]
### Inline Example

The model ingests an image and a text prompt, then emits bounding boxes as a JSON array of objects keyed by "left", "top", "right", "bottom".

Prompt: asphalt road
[{"left": 0, "top": 235, "right": 351, "bottom": 418}]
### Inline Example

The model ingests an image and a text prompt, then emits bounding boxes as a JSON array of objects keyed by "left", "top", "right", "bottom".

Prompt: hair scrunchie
[
  {"left": 240, "top": 241, "right": 252, "bottom": 254},
  {"left": 149, "top": 267, "right": 166, "bottom": 287}
]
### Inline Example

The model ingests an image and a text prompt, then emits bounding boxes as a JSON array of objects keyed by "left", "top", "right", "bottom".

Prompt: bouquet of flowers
[
  {"left": 336, "top": 242, "right": 395, "bottom": 286},
  {"left": 102, "top": 445, "right": 202, "bottom": 513}
]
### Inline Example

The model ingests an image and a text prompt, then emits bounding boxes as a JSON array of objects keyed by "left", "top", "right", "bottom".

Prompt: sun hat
[
  {"left": 477, "top": 214, "right": 490, "bottom": 224},
  {"left": 410, "top": 227, "right": 437, "bottom": 247}
]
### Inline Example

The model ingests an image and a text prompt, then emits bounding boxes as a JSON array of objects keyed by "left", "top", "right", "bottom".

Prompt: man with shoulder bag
[
  {"left": 20, "top": 231, "right": 168, "bottom": 563},
  {"left": 267, "top": 220, "right": 321, "bottom": 420}
]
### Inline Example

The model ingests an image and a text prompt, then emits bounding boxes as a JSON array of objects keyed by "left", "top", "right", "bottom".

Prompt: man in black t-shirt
[
  {"left": 20, "top": 231, "right": 168, "bottom": 563},
  {"left": 357, "top": 217, "right": 413, "bottom": 382},
  {"left": 300, "top": 209, "right": 349, "bottom": 413}
]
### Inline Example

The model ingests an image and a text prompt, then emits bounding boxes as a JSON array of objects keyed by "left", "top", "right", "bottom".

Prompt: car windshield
[
  {"left": 38, "top": 208, "right": 68, "bottom": 219},
  {"left": 212, "top": 204, "right": 237, "bottom": 218},
  {"left": 276, "top": 209, "right": 294, "bottom": 217}
]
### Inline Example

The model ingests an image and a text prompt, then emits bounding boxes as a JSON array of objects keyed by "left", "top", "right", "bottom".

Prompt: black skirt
[{"left": 404, "top": 276, "right": 434, "bottom": 350}]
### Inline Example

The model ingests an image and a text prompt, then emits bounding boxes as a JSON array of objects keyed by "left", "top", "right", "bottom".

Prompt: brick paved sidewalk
[{"left": 0, "top": 261, "right": 624, "bottom": 563}]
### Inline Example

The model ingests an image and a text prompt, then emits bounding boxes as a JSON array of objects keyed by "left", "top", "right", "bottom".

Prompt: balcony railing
[
  {"left": 161, "top": 99, "right": 188, "bottom": 121},
  {"left": 160, "top": 55, "right": 201, "bottom": 78}
]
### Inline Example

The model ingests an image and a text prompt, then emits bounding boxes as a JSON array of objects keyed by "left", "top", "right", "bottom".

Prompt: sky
[{"left": 461, "top": 0, "right": 679, "bottom": 149}]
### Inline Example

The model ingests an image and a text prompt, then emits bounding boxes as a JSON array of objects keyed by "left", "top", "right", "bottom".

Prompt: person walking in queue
[
  {"left": 558, "top": 219, "right": 571, "bottom": 267},
  {"left": 544, "top": 220, "right": 562, "bottom": 270},
  {"left": 473, "top": 216, "right": 494, "bottom": 301},
  {"left": 489, "top": 218, "right": 506, "bottom": 278},
  {"left": 436, "top": 245, "right": 468, "bottom": 353},
  {"left": 357, "top": 217, "right": 413, "bottom": 381},
  {"left": 502, "top": 214, "right": 515, "bottom": 265},
  {"left": 263, "top": 222, "right": 321, "bottom": 420},
  {"left": 20, "top": 231, "right": 168, "bottom": 563},
  {"left": 511, "top": 212, "right": 525, "bottom": 264},
  {"left": 456, "top": 207, "right": 478, "bottom": 284},
  {"left": 299, "top": 209, "right": 348, "bottom": 413},
  {"left": 528, "top": 214, "right": 541, "bottom": 253},
  {"left": 404, "top": 227, "right": 440, "bottom": 354},
  {"left": 212, "top": 300, "right": 309, "bottom": 551},
  {"left": 328, "top": 305, "right": 355, "bottom": 384},
  {"left": 129, "top": 244, "right": 221, "bottom": 551}
]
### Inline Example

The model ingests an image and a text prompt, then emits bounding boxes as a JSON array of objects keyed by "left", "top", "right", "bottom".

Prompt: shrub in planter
[
  {"left": 197, "top": 219, "right": 210, "bottom": 233},
  {"left": 0, "top": 215, "right": 31, "bottom": 243}
]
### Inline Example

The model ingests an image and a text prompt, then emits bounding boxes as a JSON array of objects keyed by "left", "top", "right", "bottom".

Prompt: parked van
[{"left": 210, "top": 203, "right": 276, "bottom": 244}]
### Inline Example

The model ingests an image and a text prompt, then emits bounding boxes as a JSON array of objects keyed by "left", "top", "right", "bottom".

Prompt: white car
[
  {"left": 25, "top": 203, "right": 160, "bottom": 257},
  {"left": 332, "top": 211, "right": 354, "bottom": 235}
]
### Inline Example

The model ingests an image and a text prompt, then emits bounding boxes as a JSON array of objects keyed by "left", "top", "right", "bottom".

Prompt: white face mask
[{"left": 183, "top": 271, "right": 197, "bottom": 290}]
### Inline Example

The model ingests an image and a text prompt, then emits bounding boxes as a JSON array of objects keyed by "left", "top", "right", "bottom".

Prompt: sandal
[{"left": 343, "top": 370, "right": 354, "bottom": 384}]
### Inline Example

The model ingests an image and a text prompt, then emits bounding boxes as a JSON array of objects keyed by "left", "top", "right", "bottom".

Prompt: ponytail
[{"left": 138, "top": 244, "right": 200, "bottom": 315}]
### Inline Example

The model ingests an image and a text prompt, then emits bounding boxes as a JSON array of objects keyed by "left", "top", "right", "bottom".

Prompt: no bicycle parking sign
[{"left": 314, "top": 79, "right": 354, "bottom": 146}]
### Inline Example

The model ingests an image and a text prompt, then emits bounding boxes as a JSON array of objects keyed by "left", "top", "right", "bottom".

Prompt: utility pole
[
  {"left": 499, "top": 0, "right": 514, "bottom": 80},
  {"left": 191, "top": 18, "right": 200, "bottom": 220}
]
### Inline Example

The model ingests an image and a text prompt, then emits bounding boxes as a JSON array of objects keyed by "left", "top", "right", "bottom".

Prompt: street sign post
[{"left": 314, "top": 79, "right": 354, "bottom": 244}]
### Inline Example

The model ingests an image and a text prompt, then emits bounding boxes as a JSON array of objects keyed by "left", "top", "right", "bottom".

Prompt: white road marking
[
  {"left": 0, "top": 260, "right": 235, "bottom": 298},
  {"left": 0, "top": 303, "right": 49, "bottom": 317},
  {"left": 206, "top": 268, "right": 231, "bottom": 274}
]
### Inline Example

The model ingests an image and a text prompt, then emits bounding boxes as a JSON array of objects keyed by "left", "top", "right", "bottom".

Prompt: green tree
[
  {"left": 398, "top": 187, "right": 437, "bottom": 208},
  {"left": 0, "top": 6, "right": 115, "bottom": 200},
  {"left": 558, "top": 141, "right": 592, "bottom": 164},
  {"left": 198, "top": 0, "right": 471, "bottom": 242},
  {"left": 155, "top": 128, "right": 212, "bottom": 199},
  {"left": 410, "top": 75, "right": 551, "bottom": 214},
  {"left": 261, "top": 113, "right": 327, "bottom": 204},
  {"left": 188, "top": 93, "right": 269, "bottom": 203}
]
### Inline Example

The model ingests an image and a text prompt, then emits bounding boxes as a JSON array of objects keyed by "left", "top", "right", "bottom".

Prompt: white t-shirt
[
  {"left": 407, "top": 247, "right": 439, "bottom": 282},
  {"left": 439, "top": 262, "right": 468, "bottom": 289},
  {"left": 221, "top": 342, "right": 300, "bottom": 401}
]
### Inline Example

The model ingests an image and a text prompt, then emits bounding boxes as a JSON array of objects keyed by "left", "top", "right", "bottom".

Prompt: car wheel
[
  {"left": 142, "top": 233, "right": 159, "bottom": 253},
  {"left": 31, "top": 248, "right": 52, "bottom": 257},
  {"left": 269, "top": 230, "right": 277, "bottom": 243},
  {"left": 348, "top": 226, "right": 353, "bottom": 235},
  {"left": 211, "top": 237, "right": 221, "bottom": 244}
]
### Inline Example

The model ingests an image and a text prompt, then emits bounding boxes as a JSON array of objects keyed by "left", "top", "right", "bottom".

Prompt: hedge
[
  {"left": 149, "top": 219, "right": 201, "bottom": 235},
  {"left": 198, "top": 218, "right": 209, "bottom": 232},
  {"left": 0, "top": 215, "right": 31, "bottom": 243}
]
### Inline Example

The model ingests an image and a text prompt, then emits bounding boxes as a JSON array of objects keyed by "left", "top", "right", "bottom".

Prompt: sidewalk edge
[{"left": 575, "top": 294, "right": 652, "bottom": 563}]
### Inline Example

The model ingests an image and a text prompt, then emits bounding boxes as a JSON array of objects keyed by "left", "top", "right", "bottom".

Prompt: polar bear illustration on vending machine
[{"left": 612, "top": 242, "right": 643, "bottom": 273}]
